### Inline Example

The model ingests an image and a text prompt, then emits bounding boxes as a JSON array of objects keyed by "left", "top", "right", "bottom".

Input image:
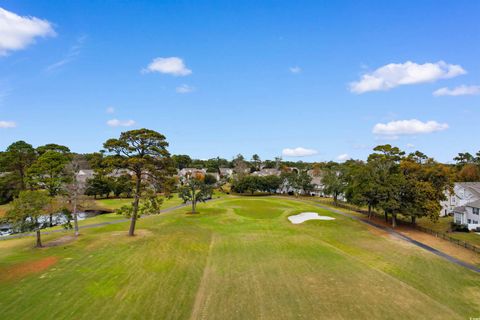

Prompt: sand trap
[{"left": 288, "top": 212, "right": 335, "bottom": 224}]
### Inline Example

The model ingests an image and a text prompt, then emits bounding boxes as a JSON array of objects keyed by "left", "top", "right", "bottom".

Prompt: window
[
  {"left": 473, "top": 208, "right": 479, "bottom": 215},
  {"left": 468, "top": 219, "right": 471, "bottom": 224},
  {"left": 474, "top": 220, "right": 479, "bottom": 224}
]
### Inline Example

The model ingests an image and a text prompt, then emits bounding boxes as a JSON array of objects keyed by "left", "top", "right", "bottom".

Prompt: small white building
[
  {"left": 453, "top": 200, "right": 480, "bottom": 231},
  {"left": 440, "top": 182, "right": 480, "bottom": 217},
  {"left": 251, "top": 168, "right": 281, "bottom": 177}
]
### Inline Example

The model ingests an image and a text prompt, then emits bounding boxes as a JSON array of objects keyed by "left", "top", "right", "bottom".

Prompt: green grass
[
  {"left": 313, "top": 197, "right": 480, "bottom": 247},
  {"left": 0, "top": 197, "right": 479, "bottom": 319}
]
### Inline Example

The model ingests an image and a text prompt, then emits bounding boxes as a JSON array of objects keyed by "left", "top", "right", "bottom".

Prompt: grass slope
[{"left": 0, "top": 197, "right": 479, "bottom": 319}]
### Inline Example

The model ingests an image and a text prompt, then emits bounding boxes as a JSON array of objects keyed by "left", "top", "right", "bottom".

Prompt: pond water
[{"left": 0, "top": 211, "right": 111, "bottom": 236}]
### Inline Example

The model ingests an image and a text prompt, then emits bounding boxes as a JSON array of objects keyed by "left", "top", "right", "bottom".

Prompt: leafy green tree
[
  {"left": 232, "top": 175, "right": 260, "bottom": 194},
  {"left": 295, "top": 170, "right": 314, "bottom": 195},
  {"left": 6, "top": 191, "right": 51, "bottom": 247},
  {"left": 400, "top": 155, "right": 453, "bottom": 224},
  {"left": 368, "top": 145, "right": 405, "bottom": 227},
  {"left": 345, "top": 161, "right": 382, "bottom": 219},
  {"left": 322, "top": 166, "right": 346, "bottom": 204},
  {"left": 204, "top": 173, "right": 218, "bottom": 186},
  {"left": 36, "top": 143, "right": 70, "bottom": 156},
  {"left": 262, "top": 175, "right": 282, "bottom": 193},
  {"left": 251, "top": 154, "right": 262, "bottom": 171},
  {"left": 0, "top": 141, "right": 36, "bottom": 190},
  {"left": 179, "top": 173, "right": 212, "bottom": 213},
  {"left": 111, "top": 174, "right": 134, "bottom": 197},
  {"left": 103, "top": 129, "right": 172, "bottom": 236},
  {"left": 453, "top": 152, "right": 475, "bottom": 166},
  {"left": 85, "top": 175, "right": 112, "bottom": 199},
  {"left": 172, "top": 154, "right": 192, "bottom": 170},
  {"left": 27, "top": 150, "right": 73, "bottom": 197},
  {"left": 0, "top": 173, "right": 21, "bottom": 204}
]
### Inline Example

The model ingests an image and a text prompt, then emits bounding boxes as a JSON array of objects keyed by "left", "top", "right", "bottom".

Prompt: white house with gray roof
[
  {"left": 440, "top": 182, "right": 480, "bottom": 217},
  {"left": 453, "top": 200, "right": 480, "bottom": 231}
]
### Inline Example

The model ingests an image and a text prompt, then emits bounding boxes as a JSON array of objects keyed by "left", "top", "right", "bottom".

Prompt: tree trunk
[
  {"left": 49, "top": 214, "right": 53, "bottom": 227},
  {"left": 368, "top": 204, "right": 372, "bottom": 219},
  {"left": 19, "top": 169, "right": 26, "bottom": 190},
  {"left": 73, "top": 197, "right": 79, "bottom": 237},
  {"left": 36, "top": 230, "right": 42, "bottom": 248},
  {"left": 129, "top": 173, "right": 141, "bottom": 236},
  {"left": 411, "top": 215, "right": 416, "bottom": 225},
  {"left": 384, "top": 211, "right": 388, "bottom": 223},
  {"left": 192, "top": 189, "right": 197, "bottom": 213},
  {"left": 392, "top": 213, "right": 397, "bottom": 228}
]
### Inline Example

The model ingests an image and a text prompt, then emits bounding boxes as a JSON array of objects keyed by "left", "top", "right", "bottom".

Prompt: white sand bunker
[{"left": 288, "top": 212, "right": 336, "bottom": 224}]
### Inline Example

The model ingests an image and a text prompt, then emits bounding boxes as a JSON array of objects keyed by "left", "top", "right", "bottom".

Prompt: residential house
[
  {"left": 219, "top": 168, "right": 234, "bottom": 178},
  {"left": 453, "top": 200, "right": 480, "bottom": 231},
  {"left": 440, "top": 182, "right": 480, "bottom": 217}
]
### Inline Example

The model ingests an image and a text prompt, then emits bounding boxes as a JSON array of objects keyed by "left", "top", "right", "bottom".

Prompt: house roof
[
  {"left": 466, "top": 199, "right": 480, "bottom": 209},
  {"left": 456, "top": 182, "right": 480, "bottom": 197},
  {"left": 453, "top": 206, "right": 467, "bottom": 213}
]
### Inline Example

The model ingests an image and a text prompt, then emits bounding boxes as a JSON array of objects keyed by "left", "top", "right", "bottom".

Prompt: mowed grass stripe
[
  {"left": 0, "top": 197, "right": 479, "bottom": 319},
  {"left": 188, "top": 202, "right": 461, "bottom": 319}
]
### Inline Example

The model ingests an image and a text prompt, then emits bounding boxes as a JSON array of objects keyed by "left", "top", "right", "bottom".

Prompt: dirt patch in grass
[
  {"left": 43, "top": 235, "right": 76, "bottom": 247},
  {"left": 85, "top": 229, "right": 153, "bottom": 250},
  {"left": 0, "top": 256, "right": 58, "bottom": 282}
]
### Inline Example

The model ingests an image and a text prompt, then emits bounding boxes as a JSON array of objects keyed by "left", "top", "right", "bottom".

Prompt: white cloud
[
  {"left": 106, "top": 119, "right": 135, "bottom": 127},
  {"left": 337, "top": 154, "right": 349, "bottom": 161},
  {"left": 106, "top": 106, "right": 115, "bottom": 114},
  {"left": 406, "top": 143, "right": 415, "bottom": 149},
  {"left": 282, "top": 147, "right": 318, "bottom": 157},
  {"left": 142, "top": 57, "right": 192, "bottom": 76},
  {"left": 350, "top": 61, "right": 466, "bottom": 93},
  {"left": 289, "top": 66, "right": 301, "bottom": 74},
  {"left": 176, "top": 84, "right": 195, "bottom": 94},
  {"left": 373, "top": 119, "right": 448, "bottom": 136},
  {"left": 0, "top": 7, "right": 56, "bottom": 56},
  {"left": 46, "top": 35, "right": 86, "bottom": 72},
  {"left": 0, "top": 120, "right": 16, "bottom": 128},
  {"left": 433, "top": 85, "right": 480, "bottom": 96}
]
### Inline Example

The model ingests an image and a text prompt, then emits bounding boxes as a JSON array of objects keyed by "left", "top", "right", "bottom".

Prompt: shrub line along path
[{"left": 3, "top": 195, "right": 479, "bottom": 274}]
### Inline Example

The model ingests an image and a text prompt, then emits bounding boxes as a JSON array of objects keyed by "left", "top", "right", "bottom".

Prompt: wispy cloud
[
  {"left": 289, "top": 66, "right": 301, "bottom": 74},
  {"left": 373, "top": 119, "right": 448, "bottom": 137},
  {"left": 337, "top": 154, "right": 349, "bottom": 161},
  {"left": 106, "top": 119, "right": 136, "bottom": 127},
  {"left": 0, "top": 120, "right": 16, "bottom": 128},
  {"left": 433, "top": 85, "right": 480, "bottom": 96},
  {"left": 176, "top": 84, "right": 195, "bottom": 94},
  {"left": 142, "top": 57, "right": 192, "bottom": 76},
  {"left": 350, "top": 61, "right": 466, "bottom": 94},
  {"left": 282, "top": 147, "right": 318, "bottom": 157},
  {"left": 46, "top": 35, "right": 87, "bottom": 72},
  {"left": 0, "top": 7, "right": 56, "bottom": 56},
  {"left": 106, "top": 106, "right": 115, "bottom": 114}
]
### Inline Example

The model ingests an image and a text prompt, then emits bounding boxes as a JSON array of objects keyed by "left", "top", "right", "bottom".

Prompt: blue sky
[{"left": 0, "top": 1, "right": 479, "bottom": 163}]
